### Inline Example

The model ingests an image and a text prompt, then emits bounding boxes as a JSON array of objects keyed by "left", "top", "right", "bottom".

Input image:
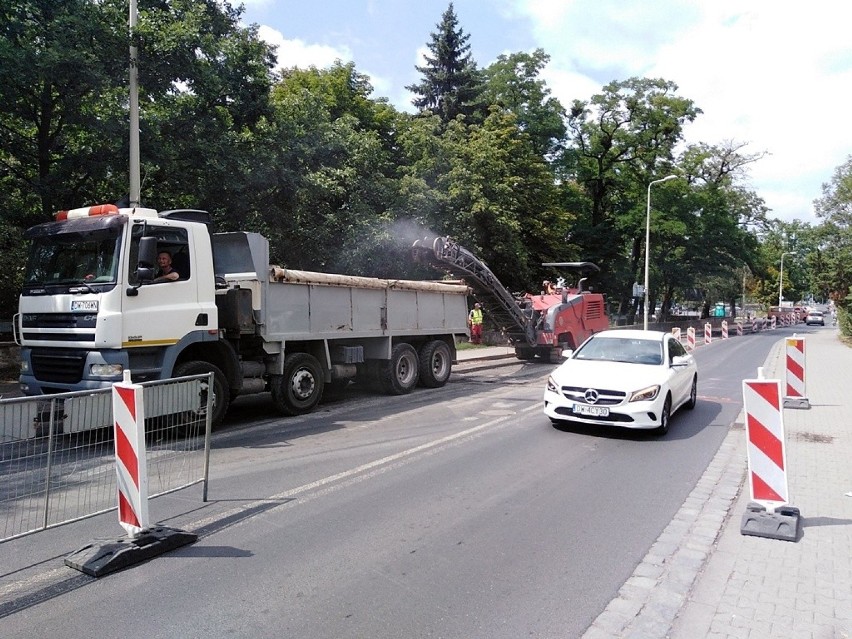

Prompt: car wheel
[
  {"left": 655, "top": 396, "right": 671, "bottom": 436},
  {"left": 685, "top": 376, "right": 697, "bottom": 410}
]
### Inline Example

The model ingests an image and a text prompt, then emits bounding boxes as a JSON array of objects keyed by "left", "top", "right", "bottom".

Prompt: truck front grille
[
  {"left": 31, "top": 349, "right": 87, "bottom": 384},
  {"left": 22, "top": 313, "right": 97, "bottom": 329}
]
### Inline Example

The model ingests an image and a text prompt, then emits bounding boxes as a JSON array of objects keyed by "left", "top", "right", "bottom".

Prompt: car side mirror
[
  {"left": 561, "top": 349, "right": 574, "bottom": 359},
  {"left": 671, "top": 355, "right": 690, "bottom": 368}
]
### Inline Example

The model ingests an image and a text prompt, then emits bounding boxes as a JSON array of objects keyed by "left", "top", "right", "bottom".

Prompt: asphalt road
[{"left": 0, "top": 328, "right": 799, "bottom": 638}]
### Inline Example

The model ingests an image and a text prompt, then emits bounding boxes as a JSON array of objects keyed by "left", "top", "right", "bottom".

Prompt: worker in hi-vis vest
[{"left": 468, "top": 302, "right": 483, "bottom": 344}]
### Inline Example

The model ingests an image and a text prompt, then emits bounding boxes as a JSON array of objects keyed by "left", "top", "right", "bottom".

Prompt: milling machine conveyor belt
[{"left": 411, "top": 237, "right": 536, "bottom": 346}]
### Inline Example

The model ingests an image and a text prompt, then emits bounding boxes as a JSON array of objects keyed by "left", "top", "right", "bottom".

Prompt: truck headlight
[{"left": 91, "top": 363, "right": 123, "bottom": 377}]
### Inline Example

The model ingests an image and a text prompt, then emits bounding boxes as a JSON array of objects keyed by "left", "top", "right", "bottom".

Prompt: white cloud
[
  {"left": 257, "top": 25, "right": 353, "bottom": 71},
  {"left": 513, "top": 0, "right": 852, "bottom": 222}
]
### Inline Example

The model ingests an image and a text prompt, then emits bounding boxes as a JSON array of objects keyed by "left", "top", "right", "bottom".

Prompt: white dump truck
[{"left": 15, "top": 204, "right": 470, "bottom": 426}]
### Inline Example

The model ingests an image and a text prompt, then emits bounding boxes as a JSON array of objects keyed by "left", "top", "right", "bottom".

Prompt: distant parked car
[
  {"left": 806, "top": 310, "right": 825, "bottom": 326},
  {"left": 543, "top": 329, "right": 698, "bottom": 436}
]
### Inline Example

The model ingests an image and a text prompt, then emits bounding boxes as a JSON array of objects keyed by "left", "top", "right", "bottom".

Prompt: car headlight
[
  {"left": 629, "top": 385, "right": 660, "bottom": 402},
  {"left": 546, "top": 376, "right": 559, "bottom": 393},
  {"left": 20, "top": 360, "right": 30, "bottom": 373},
  {"left": 90, "top": 363, "right": 123, "bottom": 377}
]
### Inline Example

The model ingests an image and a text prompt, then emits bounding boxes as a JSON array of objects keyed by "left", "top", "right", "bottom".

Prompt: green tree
[
  {"left": 126, "top": 0, "right": 276, "bottom": 213},
  {"left": 0, "top": 0, "right": 275, "bottom": 218},
  {"left": 563, "top": 77, "right": 701, "bottom": 314},
  {"left": 254, "top": 63, "right": 400, "bottom": 272},
  {"left": 0, "top": 0, "right": 128, "bottom": 222},
  {"left": 814, "top": 155, "right": 852, "bottom": 331},
  {"left": 480, "top": 49, "right": 566, "bottom": 158},
  {"left": 407, "top": 3, "right": 483, "bottom": 125}
]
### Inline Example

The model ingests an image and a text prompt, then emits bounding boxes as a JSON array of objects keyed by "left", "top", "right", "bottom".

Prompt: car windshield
[{"left": 574, "top": 336, "right": 663, "bottom": 365}]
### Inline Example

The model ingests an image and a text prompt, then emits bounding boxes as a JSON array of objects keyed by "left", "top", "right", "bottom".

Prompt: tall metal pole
[
  {"left": 778, "top": 252, "right": 795, "bottom": 307},
  {"left": 643, "top": 175, "right": 678, "bottom": 330},
  {"left": 129, "top": 0, "right": 141, "bottom": 207}
]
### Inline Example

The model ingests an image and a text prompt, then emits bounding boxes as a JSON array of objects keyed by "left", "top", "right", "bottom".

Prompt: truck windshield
[{"left": 24, "top": 229, "right": 121, "bottom": 290}]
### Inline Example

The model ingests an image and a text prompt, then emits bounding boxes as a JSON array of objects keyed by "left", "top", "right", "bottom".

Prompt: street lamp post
[
  {"left": 643, "top": 174, "right": 678, "bottom": 330},
  {"left": 778, "top": 251, "right": 796, "bottom": 307}
]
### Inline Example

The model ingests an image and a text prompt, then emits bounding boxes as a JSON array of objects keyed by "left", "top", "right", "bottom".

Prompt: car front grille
[{"left": 559, "top": 385, "right": 626, "bottom": 406}]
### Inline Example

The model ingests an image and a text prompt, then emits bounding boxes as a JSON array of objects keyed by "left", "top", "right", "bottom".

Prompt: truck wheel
[
  {"left": 378, "top": 343, "right": 419, "bottom": 395},
  {"left": 418, "top": 340, "right": 452, "bottom": 388},
  {"left": 272, "top": 353, "right": 324, "bottom": 416},
  {"left": 174, "top": 361, "right": 230, "bottom": 429}
]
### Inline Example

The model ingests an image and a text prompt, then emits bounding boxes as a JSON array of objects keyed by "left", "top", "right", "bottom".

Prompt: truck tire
[
  {"left": 173, "top": 361, "right": 230, "bottom": 429},
  {"left": 418, "top": 340, "right": 452, "bottom": 388},
  {"left": 272, "top": 353, "right": 324, "bottom": 416},
  {"left": 378, "top": 343, "right": 419, "bottom": 395}
]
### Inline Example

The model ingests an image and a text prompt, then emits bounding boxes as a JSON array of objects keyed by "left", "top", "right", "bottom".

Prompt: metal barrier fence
[{"left": 0, "top": 374, "right": 212, "bottom": 543}]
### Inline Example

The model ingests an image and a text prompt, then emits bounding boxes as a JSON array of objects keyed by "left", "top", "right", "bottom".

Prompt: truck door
[{"left": 122, "top": 222, "right": 204, "bottom": 359}]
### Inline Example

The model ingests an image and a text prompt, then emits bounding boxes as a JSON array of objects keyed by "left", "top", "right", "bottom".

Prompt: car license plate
[
  {"left": 573, "top": 404, "right": 609, "bottom": 417},
  {"left": 71, "top": 300, "right": 98, "bottom": 312}
]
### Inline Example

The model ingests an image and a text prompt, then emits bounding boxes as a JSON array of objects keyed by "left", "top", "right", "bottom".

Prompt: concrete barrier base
[
  {"left": 65, "top": 526, "right": 197, "bottom": 577},
  {"left": 783, "top": 396, "right": 811, "bottom": 409},
  {"left": 740, "top": 502, "right": 801, "bottom": 542}
]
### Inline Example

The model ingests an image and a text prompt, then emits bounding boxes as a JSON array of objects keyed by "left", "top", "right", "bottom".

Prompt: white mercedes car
[{"left": 543, "top": 329, "right": 698, "bottom": 435}]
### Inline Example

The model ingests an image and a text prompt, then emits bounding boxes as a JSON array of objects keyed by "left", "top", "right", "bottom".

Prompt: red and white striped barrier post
[
  {"left": 113, "top": 370, "right": 149, "bottom": 537},
  {"left": 722, "top": 320, "right": 729, "bottom": 339},
  {"left": 736, "top": 321, "right": 743, "bottom": 337},
  {"left": 704, "top": 322, "right": 712, "bottom": 345},
  {"left": 64, "top": 370, "right": 198, "bottom": 577},
  {"left": 671, "top": 327, "right": 681, "bottom": 342},
  {"left": 783, "top": 336, "right": 810, "bottom": 409},
  {"left": 740, "top": 370, "right": 801, "bottom": 540},
  {"left": 686, "top": 327, "right": 696, "bottom": 350},
  {"left": 771, "top": 316, "right": 777, "bottom": 330}
]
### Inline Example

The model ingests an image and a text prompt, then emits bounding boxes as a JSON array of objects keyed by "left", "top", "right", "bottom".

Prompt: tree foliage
[
  {"left": 406, "top": 3, "right": 483, "bottom": 125},
  {"left": 814, "top": 156, "right": 852, "bottom": 328},
  {"left": 0, "top": 1, "right": 831, "bottom": 329}
]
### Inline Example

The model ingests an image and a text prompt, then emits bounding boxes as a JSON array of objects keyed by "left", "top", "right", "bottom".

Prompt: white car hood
[{"left": 552, "top": 359, "right": 669, "bottom": 390}]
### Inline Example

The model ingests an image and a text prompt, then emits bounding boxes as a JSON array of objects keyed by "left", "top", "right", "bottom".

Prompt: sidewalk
[{"left": 584, "top": 328, "right": 852, "bottom": 638}]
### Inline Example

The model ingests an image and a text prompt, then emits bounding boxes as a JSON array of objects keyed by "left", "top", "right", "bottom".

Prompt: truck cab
[{"left": 18, "top": 205, "right": 218, "bottom": 394}]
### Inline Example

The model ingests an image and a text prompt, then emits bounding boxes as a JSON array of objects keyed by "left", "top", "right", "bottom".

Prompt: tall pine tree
[{"left": 406, "top": 3, "right": 482, "bottom": 124}]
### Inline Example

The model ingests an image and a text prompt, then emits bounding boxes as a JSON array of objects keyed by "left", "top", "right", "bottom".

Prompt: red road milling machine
[{"left": 412, "top": 237, "right": 610, "bottom": 363}]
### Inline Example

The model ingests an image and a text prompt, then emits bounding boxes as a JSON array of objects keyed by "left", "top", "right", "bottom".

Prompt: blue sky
[{"left": 237, "top": 0, "right": 852, "bottom": 224}]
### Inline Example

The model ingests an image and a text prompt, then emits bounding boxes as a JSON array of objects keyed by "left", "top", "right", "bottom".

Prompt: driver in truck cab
[{"left": 153, "top": 250, "right": 180, "bottom": 283}]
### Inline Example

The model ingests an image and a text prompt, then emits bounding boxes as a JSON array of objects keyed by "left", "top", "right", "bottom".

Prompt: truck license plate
[
  {"left": 71, "top": 300, "right": 99, "bottom": 312},
  {"left": 573, "top": 404, "right": 609, "bottom": 417}
]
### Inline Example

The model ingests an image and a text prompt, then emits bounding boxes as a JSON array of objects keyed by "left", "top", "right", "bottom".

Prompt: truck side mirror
[
  {"left": 138, "top": 236, "right": 158, "bottom": 269},
  {"left": 126, "top": 236, "right": 158, "bottom": 295}
]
